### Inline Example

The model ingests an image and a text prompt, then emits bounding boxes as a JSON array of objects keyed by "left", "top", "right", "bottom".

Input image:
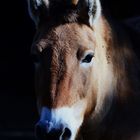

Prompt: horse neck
[
  {"left": 92, "top": 17, "right": 140, "bottom": 139},
  {"left": 102, "top": 16, "right": 140, "bottom": 115}
]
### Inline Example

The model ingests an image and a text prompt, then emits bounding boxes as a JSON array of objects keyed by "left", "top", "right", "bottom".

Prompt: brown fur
[{"left": 30, "top": 1, "right": 140, "bottom": 139}]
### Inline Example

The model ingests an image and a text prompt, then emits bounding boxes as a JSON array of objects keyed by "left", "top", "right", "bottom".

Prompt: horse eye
[{"left": 82, "top": 53, "right": 94, "bottom": 63}]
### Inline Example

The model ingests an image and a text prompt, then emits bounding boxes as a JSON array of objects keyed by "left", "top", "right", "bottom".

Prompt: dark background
[{"left": 0, "top": 0, "right": 140, "bottom": 140}]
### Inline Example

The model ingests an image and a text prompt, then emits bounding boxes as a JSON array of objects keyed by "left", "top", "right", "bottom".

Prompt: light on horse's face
[{"left": 33, "top": 23, "right": 97, "bottom": 140}]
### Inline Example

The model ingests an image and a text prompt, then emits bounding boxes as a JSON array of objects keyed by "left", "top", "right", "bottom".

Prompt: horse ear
[
  {"left": 27, "top": 0, "right": 49, "bottom": 26},
  {"left": 76, "top": 0, "right": 101, "bottom": 26},
  {"left": 27, "top": 0, "right": 101, "bottom": 27}
]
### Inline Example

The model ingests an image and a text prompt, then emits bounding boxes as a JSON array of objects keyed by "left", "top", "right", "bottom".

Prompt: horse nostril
[{"left": 62, "top": 127, "right": 72, "bottom": 139}]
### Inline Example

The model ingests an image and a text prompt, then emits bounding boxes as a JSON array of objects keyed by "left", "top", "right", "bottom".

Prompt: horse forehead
[
  {"left": 56, "top": 23, "right": 94, "bottom": 40},
  {"left": 37, "top": 23, "right": 95, "bottom": 53},
  {"left": 45, "top": 23, "right": 95, "bottom": 45},
  {"left": 49, "top": 24, "right": 94, "bottom": 62}
]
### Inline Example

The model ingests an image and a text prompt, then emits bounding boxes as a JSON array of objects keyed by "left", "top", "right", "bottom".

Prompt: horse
[{"left": 27, "top": 0, "right": 140, "bottom": 139}]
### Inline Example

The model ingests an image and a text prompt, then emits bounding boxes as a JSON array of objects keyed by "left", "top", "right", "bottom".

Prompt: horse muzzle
[
  {"left": 35, "top": 106, "right": 85, "bottom": 140},
  {"left": 35, "top": 120, "right": 72, "bottom": 140}
]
